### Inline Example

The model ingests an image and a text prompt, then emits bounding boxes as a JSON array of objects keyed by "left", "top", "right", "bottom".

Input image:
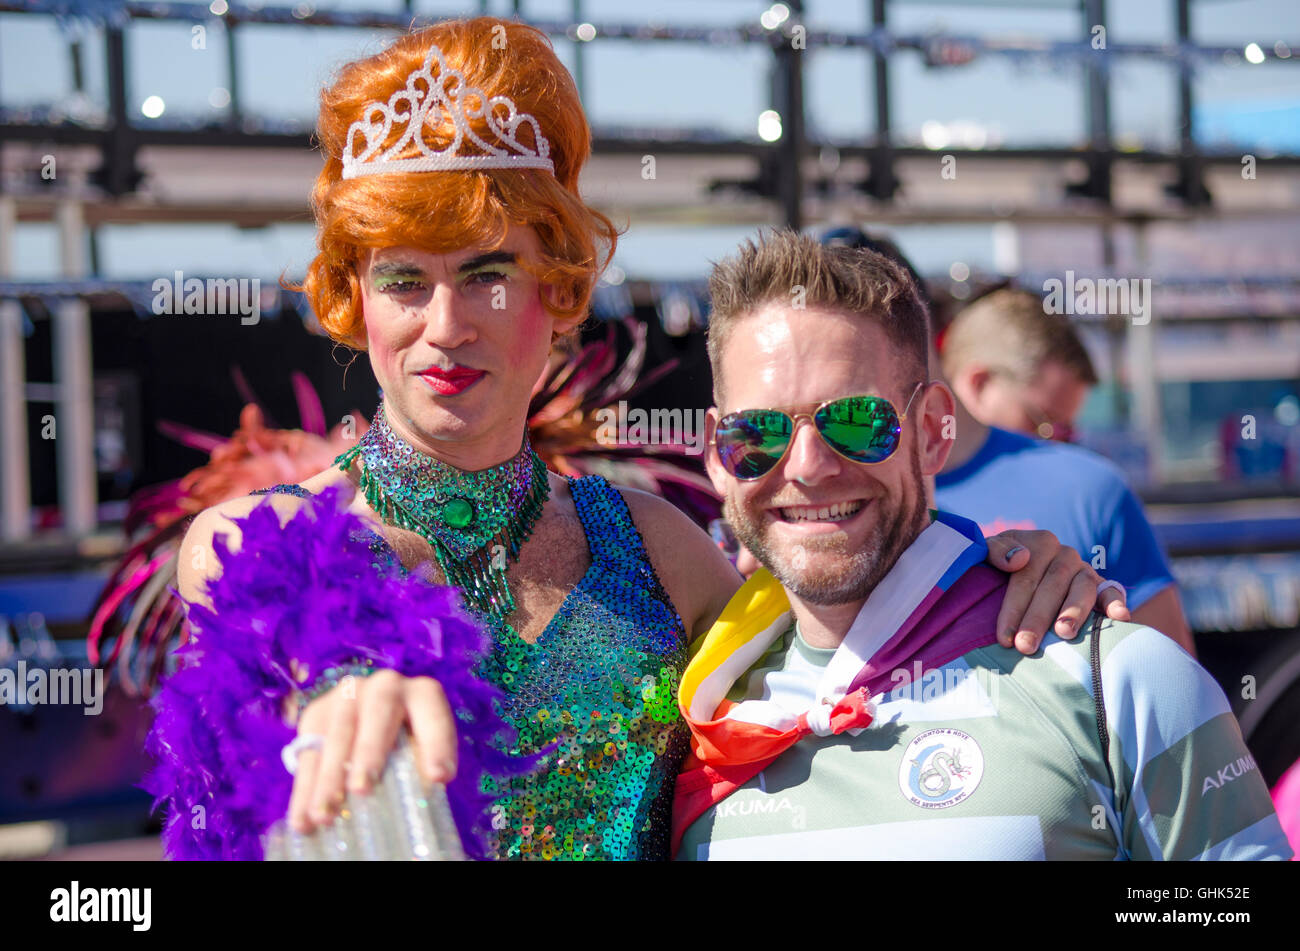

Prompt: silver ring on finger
[
  {"left": 1096, "top": 579, "right": 1126, "bottom": 600},
  {"left": 281, "top": 732, "right": 325, "bottom": 776}
]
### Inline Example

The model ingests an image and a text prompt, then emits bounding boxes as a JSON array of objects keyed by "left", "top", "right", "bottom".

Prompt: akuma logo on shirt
[
  {"left": 899, "top": 728, "right": 985, "bottom": 809},
  {"left": 1201, "top": 754, "right": 1258, "bottom": 795},
  {"left": 714, "top": 795, "right": 797, "bottom": 821}
]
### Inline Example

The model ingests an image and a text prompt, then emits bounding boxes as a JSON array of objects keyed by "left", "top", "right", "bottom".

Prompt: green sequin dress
[{"left": 252, "top": 474, "right": 691, "bottom": 860}]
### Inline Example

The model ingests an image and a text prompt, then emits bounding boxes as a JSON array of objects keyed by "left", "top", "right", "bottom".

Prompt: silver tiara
[{"left": 341, "top": 43, "right": 555, "bottom": 179}]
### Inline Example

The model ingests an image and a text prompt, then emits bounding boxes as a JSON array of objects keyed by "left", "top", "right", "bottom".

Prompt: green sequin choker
[{"left": 333, "top": 401, "right": 550, "bottom": 625}]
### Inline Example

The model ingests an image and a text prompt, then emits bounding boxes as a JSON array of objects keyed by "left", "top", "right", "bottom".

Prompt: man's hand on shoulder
[{"left": 984, "top": 528, "right": 1131, "bottom": 655}]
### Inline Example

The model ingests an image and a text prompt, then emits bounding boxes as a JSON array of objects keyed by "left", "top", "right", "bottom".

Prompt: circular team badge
[{"left": 899, "top": 728, "right": 984, "bottom": 809}]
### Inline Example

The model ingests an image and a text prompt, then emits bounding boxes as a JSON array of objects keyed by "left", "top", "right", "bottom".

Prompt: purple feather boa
[{"left": 141, "top": 484, "right": 519, "bottom": 861}]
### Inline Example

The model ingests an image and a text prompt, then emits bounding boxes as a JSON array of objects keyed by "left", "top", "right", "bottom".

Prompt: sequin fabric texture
[{"left": 250, "top": 474, "right": 690, "bottom": 860}]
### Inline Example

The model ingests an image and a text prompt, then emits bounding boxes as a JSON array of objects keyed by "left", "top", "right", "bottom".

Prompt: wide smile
[{"left": 766, "top": 497, "right": 872, "bottom": 535}]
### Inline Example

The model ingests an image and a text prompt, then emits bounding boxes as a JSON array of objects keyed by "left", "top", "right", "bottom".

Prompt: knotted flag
[{"left": 672, "top": 511, "right": 1009, "bottom": 855}]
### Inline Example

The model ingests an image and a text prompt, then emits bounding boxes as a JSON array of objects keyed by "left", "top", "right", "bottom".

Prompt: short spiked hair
[{"left": 706, "top": 229, "right": 931, "bottom": 403}]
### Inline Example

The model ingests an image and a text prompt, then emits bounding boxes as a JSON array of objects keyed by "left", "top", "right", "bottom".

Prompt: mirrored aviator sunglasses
[{"left": 712, "top": 383, "right": 925, "bottom": 482}]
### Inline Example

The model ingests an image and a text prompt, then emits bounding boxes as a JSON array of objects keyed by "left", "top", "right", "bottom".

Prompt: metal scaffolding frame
[
  {"left": 3, "top": 0, "right": 1299, "bottom": 215},
  {"left": 1, "top": 0, "right": 1298, "bottom": 540}
]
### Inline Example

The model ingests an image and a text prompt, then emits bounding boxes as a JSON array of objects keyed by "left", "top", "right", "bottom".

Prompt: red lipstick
[{"left": 418, "top": 365, "right": 485, "bottom": 396}]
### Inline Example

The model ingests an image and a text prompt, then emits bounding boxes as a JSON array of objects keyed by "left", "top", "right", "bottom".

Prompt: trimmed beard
[{"left": 725, "top": 443, "right": 931, "bottom": 606}]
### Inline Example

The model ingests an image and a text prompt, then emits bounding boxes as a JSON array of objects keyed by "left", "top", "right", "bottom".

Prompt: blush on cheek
[
  {"left": 517, "top": 291, "right": 550, "bottom": 333},
  {"left": 360, "top": 302, "right": 403, "bottom": 389},
  {"left": 508, "top": 292, "right": 554, "bottom": 370},
  {"left": 367, "top": 340, "right": 399, "bottom": 388}
]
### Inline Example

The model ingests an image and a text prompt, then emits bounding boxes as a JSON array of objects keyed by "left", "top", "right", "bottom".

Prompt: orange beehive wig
[{"left": 302, "top": 18, "right": 618, "bottom": 349}]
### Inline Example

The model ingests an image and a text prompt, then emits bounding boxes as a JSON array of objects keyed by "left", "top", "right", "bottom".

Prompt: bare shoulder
[
  {"left": 176, "top": 472, "right": 336, "bottom": 609},
  {"left": 614, "top": 484, "right": 694, "bottom": 528},
  {"left": 613, "top": 485, "right": 741, "bottom": 641},
  {"left": 181, "top": 490, "right": 301, "bottom": 549}
]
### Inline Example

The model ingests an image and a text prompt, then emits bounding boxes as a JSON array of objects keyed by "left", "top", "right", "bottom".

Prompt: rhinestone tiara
[{"left": 341, "top": 42, "right": 555, "bottom": 179}]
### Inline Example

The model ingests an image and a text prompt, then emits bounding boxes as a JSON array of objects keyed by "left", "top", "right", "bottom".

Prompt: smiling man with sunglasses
[{"left": 671, "top": 230, "right": 1289, "bottom": 861}]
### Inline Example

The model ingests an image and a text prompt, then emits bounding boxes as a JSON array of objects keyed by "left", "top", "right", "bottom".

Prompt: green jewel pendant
[
  {"left": 442, "top": 498, "right": 474, "bottom": 528},
  {"left": 332, "top": 401, "right": 550, "bottom": 632}
]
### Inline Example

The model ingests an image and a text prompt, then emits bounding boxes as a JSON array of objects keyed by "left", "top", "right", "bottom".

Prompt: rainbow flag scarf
[{"left": 672, "top": 510, "right": 1008, "bottom": 855}]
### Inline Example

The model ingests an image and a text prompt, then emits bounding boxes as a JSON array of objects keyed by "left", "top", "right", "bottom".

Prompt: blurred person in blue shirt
[{"left": 939, "top": 289, "right": 1094, "bottom": 444}]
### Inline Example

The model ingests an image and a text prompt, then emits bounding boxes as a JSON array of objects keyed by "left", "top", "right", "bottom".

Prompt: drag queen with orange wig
[{"left": 145, "top": 16, "right": 1125, "bottom": 861}]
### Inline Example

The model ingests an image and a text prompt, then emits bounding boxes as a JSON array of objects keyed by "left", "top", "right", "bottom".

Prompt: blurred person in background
[
  {"left": 821, "top": 229, "right": 1194, "bottom": 657},
  {"left": 940, "top": 289, "right": 1096, "bottom": 443}
]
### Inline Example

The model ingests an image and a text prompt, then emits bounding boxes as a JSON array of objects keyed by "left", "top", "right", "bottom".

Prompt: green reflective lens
[
  {"left": 715, "top": 410, "right": 792, "bottom": 480},
  {"left": 714, "top": 394, "right": 907, "bottom": 481},
  {"left": 814, "top": 396, "right": 902, "bottom": 463}
]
